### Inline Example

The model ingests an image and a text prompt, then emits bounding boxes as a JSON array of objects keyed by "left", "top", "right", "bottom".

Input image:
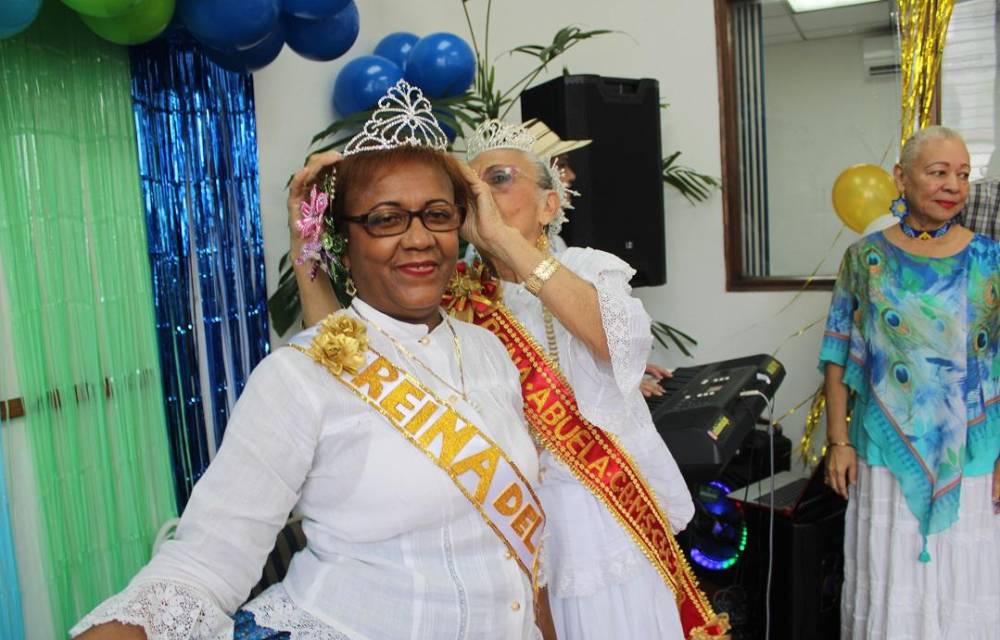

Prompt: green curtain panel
[{"left": 0, "top": 3, "right": 176, "bottom": 633}]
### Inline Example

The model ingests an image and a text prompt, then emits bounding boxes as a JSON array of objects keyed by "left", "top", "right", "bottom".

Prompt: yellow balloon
[{"left": 831, "top": 164, "right": 898, "bottom": 233}]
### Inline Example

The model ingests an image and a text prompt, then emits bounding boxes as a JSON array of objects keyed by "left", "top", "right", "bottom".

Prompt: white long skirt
[
  {"left": 842, "top": 461, "right": 1000, "bottom": 640},
  {"left": 548, "top": 557, "right": 684, "bottom": 640}
]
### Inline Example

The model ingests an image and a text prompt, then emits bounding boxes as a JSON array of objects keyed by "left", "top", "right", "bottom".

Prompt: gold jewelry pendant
[{"left": 535, "top": 233, "right": 549, "bottom": 253}]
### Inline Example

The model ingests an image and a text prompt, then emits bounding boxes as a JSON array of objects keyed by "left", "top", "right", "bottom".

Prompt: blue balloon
[
  {"left": 205, "top": 25, "right": 284, "bottom": 73},
  {"left": 332, "top": 55, "right": 403, "bottom": 117},
  {"left": 281, "top": 0, "right": 349, "bottom": 19},
  {"left": 178, "top": 0, "right": 279, "bottom": 50},
  {"left": 0, "top": 0, "right": 41, "bottom": 40},
  {"left": 404, "top": 32, "right": 475, "bottom": 99},
  {"left": 374, "top": 31, "right": 418, "bottom": 69},
  {"left": 283, "top": 0, "right": 358, "bottom": 62}
]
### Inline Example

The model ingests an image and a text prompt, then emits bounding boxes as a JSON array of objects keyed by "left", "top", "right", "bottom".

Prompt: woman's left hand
[
  {"left": 457, "top": 163, "right": 518, "bottom": 257},
  {"left": 992, "top": 457, "right": 1000, "bottom": 515}
]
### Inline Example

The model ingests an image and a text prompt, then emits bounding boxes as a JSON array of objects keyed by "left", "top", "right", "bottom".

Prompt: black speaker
[
  {"left": 520, "top": 74, "right": 666, "bottom": 286},
  {"left": 737, "top": 495, "right": 846, "bottom": 640},
  {"left": 720, "top": 428, "right": 793, "bottom": 490}
]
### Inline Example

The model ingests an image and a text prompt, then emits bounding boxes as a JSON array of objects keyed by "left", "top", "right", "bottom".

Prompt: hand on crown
[{"left": 457, "top": 163, "right": 521, "bottom": 256}]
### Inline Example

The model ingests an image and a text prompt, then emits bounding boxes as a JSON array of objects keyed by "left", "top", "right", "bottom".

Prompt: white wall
[
  {"left": 764, "top": 33, "right": 899, "bottom": 276},
  {"left": 253, "top": 0, "right": 832, "bottom": 455}
]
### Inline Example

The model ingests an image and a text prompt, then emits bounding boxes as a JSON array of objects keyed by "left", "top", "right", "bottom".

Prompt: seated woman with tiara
[
  {"left": 294, "top": 119, "right": 730, "bottom": 639},
  {"left": 71, "top": 81, "right": 550, "bottom": 640}
]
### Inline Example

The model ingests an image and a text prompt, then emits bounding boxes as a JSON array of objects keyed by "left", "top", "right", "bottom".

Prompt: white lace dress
[
  {"left": 71, "top": 300, "right": 543, "bottom": 640},
  {"left": 503, "top": 247, "right": 696, "bottom": 640}
]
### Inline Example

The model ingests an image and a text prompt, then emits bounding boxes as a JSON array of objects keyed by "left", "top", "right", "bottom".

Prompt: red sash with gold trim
[{"left": 443, "top": 260, "right": 729, "bottom": 640}]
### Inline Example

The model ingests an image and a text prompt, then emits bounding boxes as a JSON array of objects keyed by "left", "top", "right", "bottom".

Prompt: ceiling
[{"left": 762, "top": 0, "right": 893, "bottom": 45}]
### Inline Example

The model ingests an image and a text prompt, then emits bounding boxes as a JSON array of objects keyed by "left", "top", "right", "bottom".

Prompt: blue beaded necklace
[
  {"left": 899, "top": 217, "right": 953, "bottom": 241},
  {"left": 890, "top": 196, "right": 955, "bottom": 240}
]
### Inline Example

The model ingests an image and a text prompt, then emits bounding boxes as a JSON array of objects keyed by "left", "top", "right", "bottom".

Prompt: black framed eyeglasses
[{"left": 342, "top": 203, "right": 467, "bottom": 237}]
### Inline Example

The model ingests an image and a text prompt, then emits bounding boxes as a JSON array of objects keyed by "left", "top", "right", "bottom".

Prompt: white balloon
[{"left": 863, "top": 213, "right": 898, "bottom": 236}]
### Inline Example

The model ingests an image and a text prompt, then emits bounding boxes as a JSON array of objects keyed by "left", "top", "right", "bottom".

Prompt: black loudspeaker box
[
  {"left": 720, "top": 428, "right": 793, "bottom": 489},
  {"left": 739, "top": 495, "right": 846, "bottom": 640},
  {"left": 520, "top": 74, "right": 666, "bottom": 286}
]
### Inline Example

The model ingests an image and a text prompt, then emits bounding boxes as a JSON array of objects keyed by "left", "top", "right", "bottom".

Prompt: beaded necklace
[
  {"left": 899, "top": 218, "right": 953, "bottom": 241},
  {"left": 542, "top": 307, "right": 560, "bottom": 367}
]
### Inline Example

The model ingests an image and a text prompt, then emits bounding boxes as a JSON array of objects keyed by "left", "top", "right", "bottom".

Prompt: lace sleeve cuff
[
  {"left": 70, "top": 580, "right": 233, "bottom": 640},
  {"left": 594, "top": 271, "right": 650, "bottom": 397}
]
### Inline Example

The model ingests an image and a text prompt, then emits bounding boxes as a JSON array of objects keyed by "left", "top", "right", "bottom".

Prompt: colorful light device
[{"left": 688, "top": 481, "right": 749, "bottom": 572}]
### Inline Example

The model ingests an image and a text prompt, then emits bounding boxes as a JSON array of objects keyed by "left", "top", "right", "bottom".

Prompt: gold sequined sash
[{"left": 291, "top": 314, "right": 544, "bottom": 585}]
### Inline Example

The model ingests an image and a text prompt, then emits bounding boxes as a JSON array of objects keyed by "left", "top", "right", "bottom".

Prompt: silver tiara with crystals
[
  {"left": 466, "top": 119, "right": 538, "bottom": 159},
  {"left": 343, "top": 79, "right": 449, "bottom": 156},
  {"left": 467, "top": 119, "right": 579, "bottom": 239}
]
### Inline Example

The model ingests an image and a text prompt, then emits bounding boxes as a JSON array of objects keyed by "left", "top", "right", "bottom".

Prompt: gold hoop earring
[{"left": 345, "top": 276, "right": 357, "bottom": 297}]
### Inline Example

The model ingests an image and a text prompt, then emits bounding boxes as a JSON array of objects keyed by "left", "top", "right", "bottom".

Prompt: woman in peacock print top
[{"left": 821, "top": 125, "right": 1000, "bottom": 640}]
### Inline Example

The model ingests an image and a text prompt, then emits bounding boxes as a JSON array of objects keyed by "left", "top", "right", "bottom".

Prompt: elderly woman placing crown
[
  {"left": 294, "top": 114, "right": 729, "bottom": 638},
  {"left": 72, "top": 82, "right": 550, "bottom": 640}
]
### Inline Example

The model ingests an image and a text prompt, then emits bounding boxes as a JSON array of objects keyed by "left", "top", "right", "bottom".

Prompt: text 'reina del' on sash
[
  {"left": 291, "top": 312, "right": 544, "bottom": 586},
  {"left": 443, "top": 260, "right": 730, "bottom": 640}
]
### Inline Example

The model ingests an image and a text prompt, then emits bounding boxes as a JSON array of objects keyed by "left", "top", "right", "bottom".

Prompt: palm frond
[
  {"left": 268, "top": 255, "right": 356, "bottom": 338},
  {"left": 507, "top": 27, "right": 617, "bottom": 67},
  {"left": 662, "top": 151, "right": 721, "bottom": 205},
  {"left": 267, "top": 257, "right": 302, "bottom": 337},
  {"left": 650, "top": 320, "right": 698, "bottom": 358}
]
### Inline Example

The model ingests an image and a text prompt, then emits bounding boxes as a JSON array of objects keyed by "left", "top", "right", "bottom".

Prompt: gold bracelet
[
  {"left": 827, "top": 440, "right": 854, "bottom": 449},
  {"left": 524, "top": 256, "right": 560, "bottom": 296}
]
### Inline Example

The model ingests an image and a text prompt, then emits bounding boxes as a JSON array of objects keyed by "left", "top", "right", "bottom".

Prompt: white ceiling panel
[
  {"left": 761, "top": 0, "right": 792, "bottom": 18},
  {"left": 764, "top": 15, "right": 801, "bottom": 36},
  {"left": 788, "top": 0, "right": 881, "bottom": 11},
  {"left": 793, "top": 1, "right": 891, "bottom": 31},
  {"left": 763, "top": 33, "right": 805, "bottom": 46},
  {"left": 803, "top": 24, "right": 873, "bottom": 40}
]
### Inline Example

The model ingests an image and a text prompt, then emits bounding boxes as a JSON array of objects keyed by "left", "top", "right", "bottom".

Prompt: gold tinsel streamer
[
  {"left": 793, "top": 384, "right": 826, "bottom": 470},
  {"left": 897, "top": 0, "right": 956, "bottom": 146}
]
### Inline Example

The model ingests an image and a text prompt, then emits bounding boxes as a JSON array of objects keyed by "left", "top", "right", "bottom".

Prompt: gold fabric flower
[
  {"left": 307, "top": 313, "right": 368, "bottom": 375},
  {"left": 324, "top": 313, "right": 367, "bottom": 341}
]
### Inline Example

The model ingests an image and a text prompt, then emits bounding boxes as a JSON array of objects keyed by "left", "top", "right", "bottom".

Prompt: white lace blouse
[
  {"left": 71, "top": 299, "right": 542, "bottom": 640},
  {"left": 504, "top": 247, "right": 695, "bottom": 599}
]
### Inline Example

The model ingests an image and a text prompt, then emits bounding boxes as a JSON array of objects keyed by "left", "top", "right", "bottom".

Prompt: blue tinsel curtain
[
  {"left": 129, "top": 34, "right": 270, "bottom": 508},
  {"left": 0, "top": 434, "right": 24, "bottom": 639}
]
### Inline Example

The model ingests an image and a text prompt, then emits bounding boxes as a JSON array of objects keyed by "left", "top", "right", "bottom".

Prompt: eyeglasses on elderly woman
[
  {"left": 479, "top": 165, "right": 534, "bottom": 193},
  {"left": 341, "top": 202, "right": 467, "bottom": 237}
]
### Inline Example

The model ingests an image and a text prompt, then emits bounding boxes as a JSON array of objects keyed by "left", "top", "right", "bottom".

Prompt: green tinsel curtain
[{"left": 0, "top": 3, "right": 177, "bottom": 633}]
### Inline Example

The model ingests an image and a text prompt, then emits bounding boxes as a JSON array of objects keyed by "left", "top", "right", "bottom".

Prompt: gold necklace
[
  {"left": 353, "top": 308, "right": 468, "bottom": 403},
  {"left": 542, "top": 306, "right": 560, "bottom": 368}
]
